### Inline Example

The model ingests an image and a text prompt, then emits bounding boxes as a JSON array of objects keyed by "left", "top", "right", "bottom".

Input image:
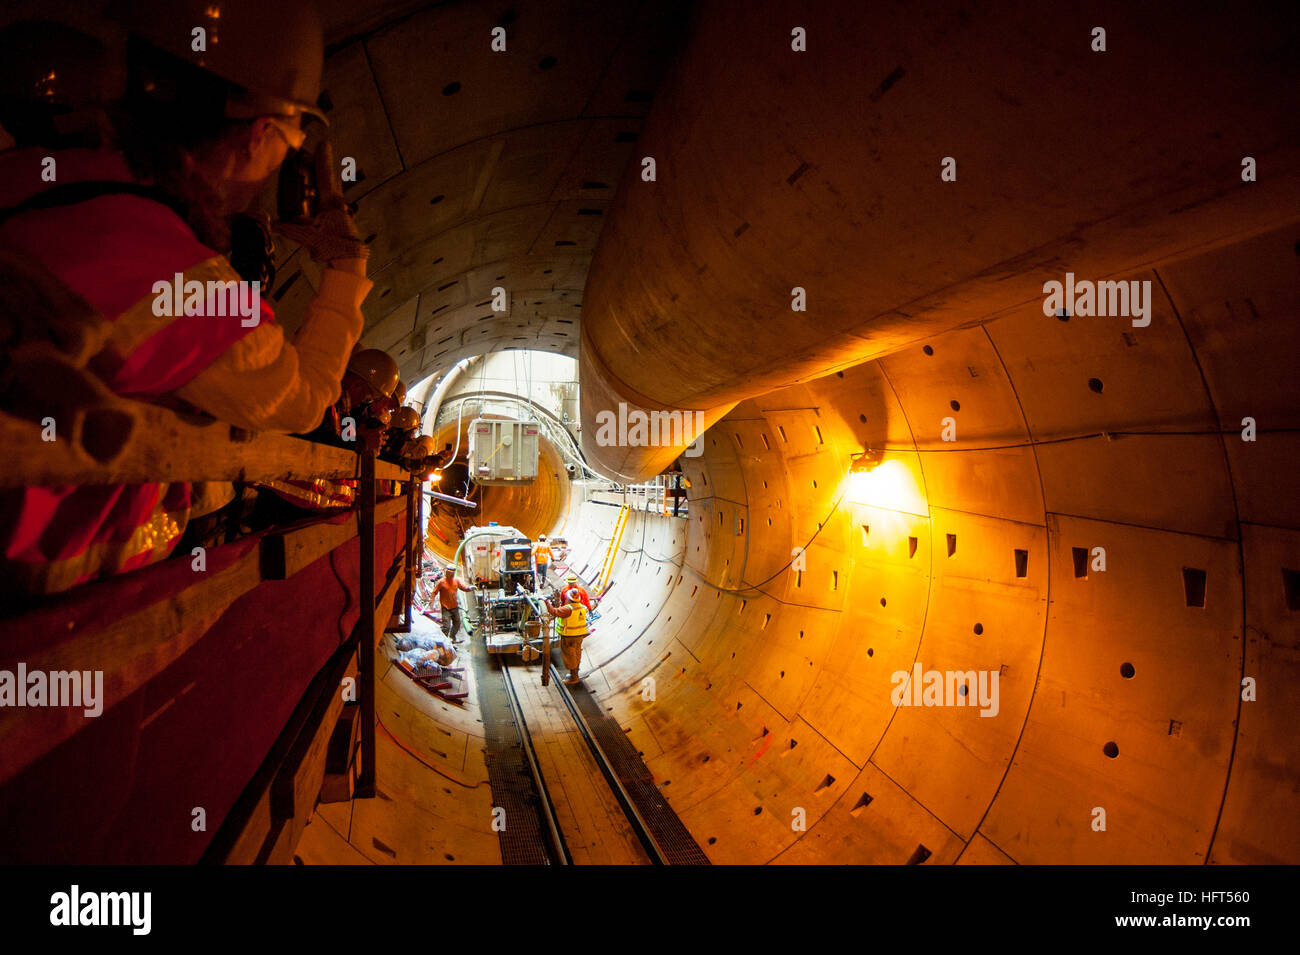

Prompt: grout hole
[
  {"left": 1282, "top": 568, "right": 1300, "bottom": 611},
  {"left": 1014, "top": 548, "right": 1029, "bottom": 578},
  {"left": 1072, "top": 547, "right": 1089, "bottom": 579},
  {"left": 973, "top": 622, "right": 984, "bottom": 635},
  {"left": 1182, "top": 567, "right": 1207, "bottom": 608},
  {"left": 949, "top": 399, "right": 961, "bottom": 412},
  {"left": 1103, "top": 741, "right": 1120, "bottom": 759},
  {"left": 1088, "top": 377, "right": 1104, "bottom": 393},
  {"left": 923, "top": 345, "right": 934, "bottom": 355},
  {"left": 1120, "top": 662, "right": 1135, "bottom": 679}
]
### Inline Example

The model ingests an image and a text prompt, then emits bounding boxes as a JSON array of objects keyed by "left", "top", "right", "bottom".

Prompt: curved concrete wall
[
  {"left": 564, "top": 222, "right": 1300, "bottom": 863},
  {"left": 340, "top": 222, "right": 1298, "bottom": 864},
  {"left": 578, "top": 0, "right": 1300, "bottom": 478}
]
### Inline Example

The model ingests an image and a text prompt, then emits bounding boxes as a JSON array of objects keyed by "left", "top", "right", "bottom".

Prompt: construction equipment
[{"left": 467, "top": 417, "right": 540, "bottom": 485}]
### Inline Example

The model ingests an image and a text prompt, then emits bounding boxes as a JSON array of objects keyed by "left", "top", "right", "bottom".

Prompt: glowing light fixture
[
  {"left": 843, "top": 450, "right": 926, "bottom": 514},
  {"left": 849, "top": 447, "right": 884, "bottom": 473}
]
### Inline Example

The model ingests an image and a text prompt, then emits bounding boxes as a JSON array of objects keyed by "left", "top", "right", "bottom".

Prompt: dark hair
[{"left": 112, "top": 36, "right": 253, "bottom": 250}]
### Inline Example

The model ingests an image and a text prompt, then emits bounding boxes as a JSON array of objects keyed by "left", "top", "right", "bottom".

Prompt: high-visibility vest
[
  {"left": 534, "top": 543, "right": 552, "bottom": 564},
  {"left": 560, "top": 603, "right": 588, "bottom": 637},
  {"left": 0, "top": 148, "right": 268, "bottom": 595}
]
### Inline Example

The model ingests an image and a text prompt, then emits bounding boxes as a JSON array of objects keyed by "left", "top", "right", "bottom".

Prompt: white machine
[
  {"left": 467, "top": 417, "right": 540, "bottom": 485},
  {"left": 461, "top": 524, "right": 524, "bottom": 583}
]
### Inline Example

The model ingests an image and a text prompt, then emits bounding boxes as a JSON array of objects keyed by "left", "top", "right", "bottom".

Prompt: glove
[{"left": 273, "top": 141, "right": 369, "bottom": 267}]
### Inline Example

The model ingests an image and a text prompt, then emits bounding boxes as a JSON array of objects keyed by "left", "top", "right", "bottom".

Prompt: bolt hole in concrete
[
  {"left": 908, "top": 536, "right": 919, "bottom": 558},
  {"left": 1103, "top": 741, "right": 1120, "bottom": 759},
  {"left": 1121, "top": 662, "right": 1136, "bottom": 679},
  {"left": 1182, "top": 567, "right": 1208, "bottom": 607},
  {"left": 906, "top": 845, "right": 932, "bottom": 865},
  {"left": 1284, "top": 568, "right": 1300, "bottom": 611},
  {"left": 1072, "top": 547, "right": 1089, "bottom": 578},
  {"left": 946, "top": 533, "right": 957, "bottom": 557},
  {"left": 1014, "top": 548, "right": 1029, "bottom": 577},
  {"left": 538, "top": 55, "right": 557, "bottom": 69},
  {"left": 442, "top": 81, "right": 461, "bottom": 95}
]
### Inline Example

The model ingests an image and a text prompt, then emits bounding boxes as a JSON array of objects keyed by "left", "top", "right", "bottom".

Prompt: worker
[
  {"left": 563, "top": 571, "right": 596, "bottom": 611},
  {"left": 380, "top": 406, "right": 421, "bottom": 462},
  {"left": 433, "top": 565, "right": 473, "bottom": 643},
  {"left": 532, "top": 534, "right": 553, "bottom": 590},
  {"left": 0, "top": 0, "right": 371, "bottom": 596},
  {"left": 545, "top": 587, "right": 589, "bottom": 686}
]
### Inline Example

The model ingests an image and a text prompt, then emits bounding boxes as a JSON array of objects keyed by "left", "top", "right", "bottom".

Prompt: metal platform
[{"left": 485, "top": 632, "right": 524, "bottom": 654}]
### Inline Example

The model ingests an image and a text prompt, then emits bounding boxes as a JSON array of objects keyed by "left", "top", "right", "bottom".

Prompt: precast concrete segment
[
  {"left": 579, "top": 0, "right": 1300, "bottom": 478},
  {"left": 564, "top": 224, "right": 1300, "bottom": 863},
  {"left": 382, "top": 225, "right": 1298, "bottom": 863},
  {"left": 295, "top": 635, "right": 501, "bottom": 865}
]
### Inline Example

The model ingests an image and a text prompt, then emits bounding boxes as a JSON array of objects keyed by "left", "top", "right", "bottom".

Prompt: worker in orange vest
[
  {"left": 532, "top": 534, "right": 553, "bottom": 590},
  {"left": 563, "top": 571, "right": 596, "bottom": 611}
]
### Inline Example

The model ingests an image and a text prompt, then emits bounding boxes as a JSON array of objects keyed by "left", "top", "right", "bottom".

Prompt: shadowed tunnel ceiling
[
  {"left": 289, "top": 0, "right": 1300, "bottom": 865},
  {"left": 271, "top": 0, "right": 688, "bottom": 387}
]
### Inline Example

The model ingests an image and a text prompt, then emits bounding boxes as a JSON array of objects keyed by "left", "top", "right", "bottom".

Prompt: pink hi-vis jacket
[{"left": 0, "top": 148, "right": 369, "bottom": 595}]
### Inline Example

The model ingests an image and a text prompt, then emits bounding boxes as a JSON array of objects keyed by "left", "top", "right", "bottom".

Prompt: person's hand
[{"left": 272, "top": 140, "right": 368, "bottom": 273}]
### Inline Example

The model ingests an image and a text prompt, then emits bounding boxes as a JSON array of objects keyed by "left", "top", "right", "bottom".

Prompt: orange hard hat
[
  {"left": 346, "top": 348, "right": 400, "bottom": 401},
  {"left": 393, "top": 379, "right": 407, "bottom": 405},
  {"left": 390, "top": 406, "right": 420, "bottom": 435}
]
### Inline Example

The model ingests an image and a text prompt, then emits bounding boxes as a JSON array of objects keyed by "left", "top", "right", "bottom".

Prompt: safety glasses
[{"left": 267, "top": 115, "right": 307, "bottom": 151}]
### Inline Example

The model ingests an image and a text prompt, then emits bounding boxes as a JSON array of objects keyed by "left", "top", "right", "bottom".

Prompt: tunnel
[{"left": 0, "top": 0, "right": 1297, "bottom": 903}]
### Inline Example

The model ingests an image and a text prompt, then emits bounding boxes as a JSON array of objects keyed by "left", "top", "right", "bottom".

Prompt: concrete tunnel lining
[{"left": 301, "top": 221, "right": 1299, "bottom": 865}]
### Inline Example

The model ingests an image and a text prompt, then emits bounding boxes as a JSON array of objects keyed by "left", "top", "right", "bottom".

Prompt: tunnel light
[
  {"left": 844, "top": 457, "right": 926, "bottom": 514},
  {"left": 848, "top": 448, "right": 883, "bottom": 473}
]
